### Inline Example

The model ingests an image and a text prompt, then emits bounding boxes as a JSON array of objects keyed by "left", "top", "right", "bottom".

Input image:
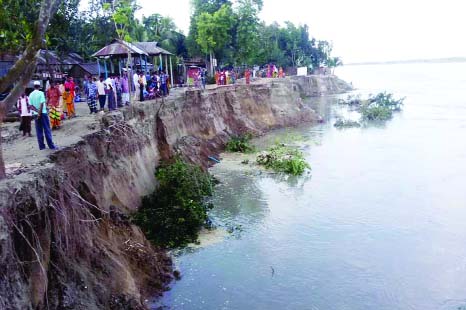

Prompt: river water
[{"left": 155, "top": 62, "right": 466, "bottom": 310}]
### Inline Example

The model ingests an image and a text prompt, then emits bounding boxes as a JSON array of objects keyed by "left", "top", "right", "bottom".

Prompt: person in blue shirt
[{"left": 29, "top": 81, "right": 57, "bottom": 150}]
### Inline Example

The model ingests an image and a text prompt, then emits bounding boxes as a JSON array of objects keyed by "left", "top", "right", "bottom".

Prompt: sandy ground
[{"left": 2, "top": 102, "right": 102, "bottom": 174}]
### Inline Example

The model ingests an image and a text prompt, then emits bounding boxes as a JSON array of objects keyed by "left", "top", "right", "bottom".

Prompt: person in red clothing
[
  {"left": 64, "top": 76, "right": 76, "bottom": 106},
  {"left": 46, "top": 81, "right": 62, "bottom": 129},
  {"left": 215, "top": 71, "right": 220, "bottom": 85},
  {"left": 245, "top": 69, "right": 251, "bottom": 85}
]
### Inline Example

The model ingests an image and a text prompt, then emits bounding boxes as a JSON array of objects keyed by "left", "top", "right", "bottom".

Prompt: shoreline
[{"left": 0, "top": 75, "right": 351, "bottom": 309}]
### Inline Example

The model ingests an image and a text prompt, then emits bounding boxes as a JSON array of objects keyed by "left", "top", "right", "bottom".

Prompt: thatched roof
[{"left": 92, "top": 39, "right": 148, "bottom": 57}]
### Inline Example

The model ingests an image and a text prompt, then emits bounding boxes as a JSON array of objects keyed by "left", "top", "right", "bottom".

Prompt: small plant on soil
[
  {"left": 225, "top": 134, "right": 255, "bottom": 153},
  {"left": 334, "top": 119, "right": 361, "bottom": 128},
  {"left": 133, "top": 158, "right": 214, "bottom": 248},
  {"left": 256, "top": 144, "right": 310, "bottom": 176}
]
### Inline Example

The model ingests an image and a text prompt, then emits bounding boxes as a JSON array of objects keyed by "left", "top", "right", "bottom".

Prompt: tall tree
[
  {"left": 102, "top": 0, "right": 140, "bottom": 41},
  {"left": 195, "top": 4, "right": 234, "bottom": 74},
  {"left": 235, "top": 0, "right": 262, "bottom": 65},
  {"left": 0, "top": 0, "right": 62, "bottom": 179},
  {"left": 187, "top": 0, "right": 231, "bottom": 57}
]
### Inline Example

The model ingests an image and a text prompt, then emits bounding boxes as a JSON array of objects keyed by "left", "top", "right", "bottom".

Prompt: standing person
[
  {"left": 29, "top": 81, "right": 57, "bottom": 150},
  {"left": 64, "top": 76, "right": 76, "bottom": 105},
  {"left": 87, "top": 77, "right": 98, "bottom": 113},
  {"left": 278, "top": 67, "right": 284, "bottom": 78},
  {"left": 63, "top": 87, "right": 75, "bottom": 118},
  {"left": 138, "top": 73, "right": 145, "bottom": 102},
  {"left": 165, "top": 73, "right": 172, "bottom": 95},
  {"left": 245, "top": 68, "right": 251, "bottom": 85},
  {"left": 225, "top": 70, "right": 230, "bottom": 85},
  {"left": 46, "top": 81, "right": 62, "bottom": 129},
  {"left": 83, "top": 75, "right": 89, "bottom": 101},
  {"left": 107, "top": 83, "right": 116, "bottom": 110},
  {"left": 121, "top": 73, "right": 130, "bottom": 105},
  {"left": 115, "top": 75, "right": 122, "bottom": 107},
  {"left": 160, "top": 71, "right": 167, "bottom": 96},
  {"left": 219, "top": 70, "right": 225, "bottom": 86},
  {"left": 133, "top": 70, "right": 139, "bottom": 101},
  {"left": 215, "top": 70, "right": 220, "bottom": 86},
  {"left": 231, "top": 70, "right": 236, "bottom": 84},
  {"left": 200, "top": 68, "right": 206, "bottom": 90},
  {"left": 97, "top": 76, "right": 106, "bottom": 111},
  {"left": 17, "top": 93, "right": 32, "bottom": 137},
  {"left": 58, "top": 79, "right": 66, "bottom": 118}
]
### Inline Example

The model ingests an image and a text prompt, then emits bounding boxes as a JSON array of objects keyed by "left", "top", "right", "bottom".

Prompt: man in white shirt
[
  {"left": 133, "top": 71, "right": 139, "bottom": 101},
  {"left": 96, "top": 76, "right": 107, "bottom": 110}
]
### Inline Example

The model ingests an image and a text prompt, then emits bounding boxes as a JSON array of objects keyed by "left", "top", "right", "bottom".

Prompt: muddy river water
[{"left": 154, "top": 62, "right": 466, "bottom": 310}]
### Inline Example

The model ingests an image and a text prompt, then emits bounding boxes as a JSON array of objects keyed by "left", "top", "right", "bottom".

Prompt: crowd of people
[
  {"left": 214, "top": 64, "right": 285, "bottom": 87},
  {"left": 15, "top": 70, "right": 174, "bottom": 151},
  {"left": 131, "top": 70, "right": 171, "bottom": 102},
  {"left": 15, "top": 64, "right": 286, "bottom": 152}
]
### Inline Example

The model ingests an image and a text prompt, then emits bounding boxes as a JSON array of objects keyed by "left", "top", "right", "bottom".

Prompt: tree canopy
[{"left": 0, "top": 0, "right": 340, "bottom": 67}]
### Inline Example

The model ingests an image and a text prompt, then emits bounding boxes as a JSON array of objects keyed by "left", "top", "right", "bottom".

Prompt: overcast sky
[{"left": 137, "top": 0, "right": 466, "bottom": 63}]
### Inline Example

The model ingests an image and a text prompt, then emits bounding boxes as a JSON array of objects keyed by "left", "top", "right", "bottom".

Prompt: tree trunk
[
  {"left": 210, "top": 51, "right": 214, "bottom": 77},
  {"left": 0, "top": 113, "right": 6, "bottom": 179}
]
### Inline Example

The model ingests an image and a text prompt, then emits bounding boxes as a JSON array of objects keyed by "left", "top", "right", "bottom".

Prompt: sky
[{"left": 137, "top": 0, "right": 466, "bottom": 63}]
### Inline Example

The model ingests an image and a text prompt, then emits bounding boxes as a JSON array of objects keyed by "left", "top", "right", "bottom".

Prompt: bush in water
[
  {"left": 334, "top": 119, "right": 361, "bottom": 128},
  {"left": 133, "top": 159, "right": 214, "bottom": 248},
  {"left": 256, "top": 144, "right": 310, "bottom": 176},
  {"left": 360, "top": 92, "right": 405, "bottom": 121}
]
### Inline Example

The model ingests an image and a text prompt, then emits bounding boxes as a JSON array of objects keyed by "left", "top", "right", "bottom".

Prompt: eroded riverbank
[{"left": 0, "top": 75, "right": 351, "bottom": 309}]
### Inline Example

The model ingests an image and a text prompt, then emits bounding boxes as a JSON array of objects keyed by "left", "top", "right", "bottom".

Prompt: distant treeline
[{"left": 0, "top": 0, "right": 342, "bottom": 69}]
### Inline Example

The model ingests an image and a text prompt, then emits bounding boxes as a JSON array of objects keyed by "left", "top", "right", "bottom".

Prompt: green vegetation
[
  {"left": 133, "top": 159, "right": 214, "bottom": 248},
  {"left": 334, "top": 119, "right": 361, "bottom": 128},
  {"left": 360, "top": 92, "right": 404, "bottom": 121},
  {"left": 256, "top": 144, "right": 310, "bottom": 176},
  {"left": 0, "top": 0, "right": 340, "bottom": 68},
  {"left": 225, "top": 134, "right": 255, "bottom": 153},
  {"left": 338, "top": 92, "right": 405, "bottom": 122}
]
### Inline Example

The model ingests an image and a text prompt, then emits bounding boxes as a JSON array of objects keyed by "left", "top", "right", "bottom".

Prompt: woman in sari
[
  {"left": 58, "top": 79, "right": 66, "bottom": 119},
  {"left": 46, "top": 81, "right": 62, "bottom": 129}
]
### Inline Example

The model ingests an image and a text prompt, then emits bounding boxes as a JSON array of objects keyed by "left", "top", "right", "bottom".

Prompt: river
[{"left": 154, "top": 62, "right": 466, "bottom": 310}]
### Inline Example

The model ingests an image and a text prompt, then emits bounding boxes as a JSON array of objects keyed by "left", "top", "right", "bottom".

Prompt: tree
[
  {"left": 103, "top": 0, "right": 140, "bottom": 42},
  {"left": 143, "top": 14, "right": 187, "bottom": 56},
  {"left": 235, "top": 0, "right": 262, "bottom": 65},
  {"left": 195, "top": 4, "right": 234, "bottom": 74},
  {"left": 0, "top": 0, "right": 62, "bottom": 179},
  {"left": 326, "top": 56, "right": 343, "bottom": 74},
  {"left": 187, "top": 0, "right": 231, "bottom": 57}
]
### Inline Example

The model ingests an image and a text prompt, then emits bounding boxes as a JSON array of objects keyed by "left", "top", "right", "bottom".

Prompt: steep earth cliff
[{"left": 0, "top": 76, "right": 351, "bottom": 309}]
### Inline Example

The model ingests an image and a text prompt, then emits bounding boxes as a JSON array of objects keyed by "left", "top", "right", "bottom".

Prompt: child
[
  {"left": 63, "top": 87, "right": 75, "bottom": 118},
  {"left": 17, "top": 93, "right": 32, "bottom": 137}
]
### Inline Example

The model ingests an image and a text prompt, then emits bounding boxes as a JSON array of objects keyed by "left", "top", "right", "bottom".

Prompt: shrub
[
  {"left": 360, "top": 92, "right": 405, "bottom": 121},
  {"left": 256, "top": 144, "right": 310, "bottom": 176},
  {"left": 368, "top": 92, "right": 404, "bottom": 111},
  {"left": 225, "top": 134, "right": 255, "bottom": 153},
  {"left": 360, "top": 105, "right": 392, "bottom": 121},
  {"left": 133, "top": 159, "right": 214, "bottom": 248}
]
